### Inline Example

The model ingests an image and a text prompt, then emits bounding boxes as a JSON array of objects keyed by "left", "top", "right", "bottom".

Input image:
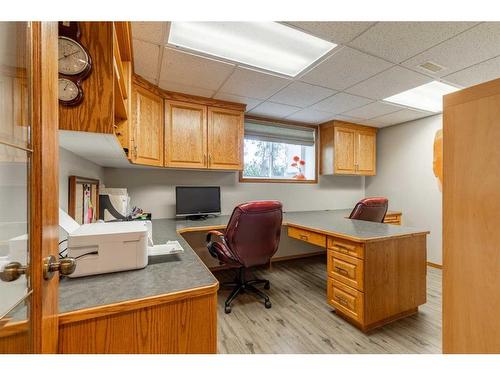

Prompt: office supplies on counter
[
  {"left": 148, "top": 241, "right": 184, "bottom": 256},
  {"left": 59, "top": 208, "right": 148, "bottom": 278}
]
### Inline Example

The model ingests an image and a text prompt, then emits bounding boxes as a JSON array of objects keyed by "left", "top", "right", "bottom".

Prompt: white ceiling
[{"left": 131, "top": 21, "right": 500, "bottom": 128}]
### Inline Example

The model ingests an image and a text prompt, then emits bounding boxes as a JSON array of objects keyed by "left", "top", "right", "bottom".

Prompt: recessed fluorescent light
[
  {"left": 167, "top": 22, "right": 336, "bottom": 77},
  {"left": 383, "top": 81, "right": 460, "bottom": 113}
]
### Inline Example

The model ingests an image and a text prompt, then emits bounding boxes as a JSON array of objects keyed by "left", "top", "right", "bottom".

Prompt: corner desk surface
[{"left": 59, "top": 209, "right": 428, "bottom": 315}]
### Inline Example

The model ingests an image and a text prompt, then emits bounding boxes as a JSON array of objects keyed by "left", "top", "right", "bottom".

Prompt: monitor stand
[{"left": 186, "top": 214, "right": 209, "bottom": 221}]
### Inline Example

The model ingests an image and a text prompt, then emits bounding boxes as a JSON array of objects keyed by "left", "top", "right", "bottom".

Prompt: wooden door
[
  {"left": 131, "top": 86, "right": 164, "bottom": 167},
  {"left": 207, "top": 107, "right": 243, "bottom": 170},
  {"left": 334, "top": 127, "right": 356, "bottom": 174},
  {"left": 165, "top": 100, "right": 207, "bottom": 169},
  {"left": 0, "top": 22, "right": 60, "bottom": 354},
  {"left": 356, "top": 130, "right": 376, "bottom": 175},
  {"left": 443, "top": 78, "right": 500, "bottom": 353}
]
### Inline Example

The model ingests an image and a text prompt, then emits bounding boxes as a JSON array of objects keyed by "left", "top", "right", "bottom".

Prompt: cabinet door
[
  {"left": 334, "top": 127, "right": 356, "bottom": 174},
  {"left": 356, "top": 130, "right": 376, "bottom": 175},
  {"left": 132, "top": 86, "right": 164, "bottom": 167},
  {"left": 165, "top": 100, "right": 207, "bottom": 169},
  {"left": 207, "top": 107, "right": 243, "bottom": 170}
]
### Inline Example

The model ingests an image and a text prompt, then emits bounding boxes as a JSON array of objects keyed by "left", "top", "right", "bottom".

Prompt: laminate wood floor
[{"left": 214, "top": 256, "right": 442, "bottom": 354}]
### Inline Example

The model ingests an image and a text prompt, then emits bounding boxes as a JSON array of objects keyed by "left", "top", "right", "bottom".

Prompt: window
[{"left": 241, "top": 120, "right": 317, "bottom": 182}]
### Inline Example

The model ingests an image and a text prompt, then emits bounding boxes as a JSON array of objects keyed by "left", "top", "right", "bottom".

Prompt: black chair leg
[{"left": 222, "top": 268, "right": 272, "bottom": 313}]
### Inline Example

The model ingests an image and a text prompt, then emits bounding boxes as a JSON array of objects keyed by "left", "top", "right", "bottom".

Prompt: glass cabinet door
[{"left": 0, "top": 21, "right": 31, "bottom": 354}]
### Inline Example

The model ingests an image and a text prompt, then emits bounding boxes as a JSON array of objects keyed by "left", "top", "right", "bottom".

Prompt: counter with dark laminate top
[{"left": 59, "top": 209, "right": 428, "bottom": 314}]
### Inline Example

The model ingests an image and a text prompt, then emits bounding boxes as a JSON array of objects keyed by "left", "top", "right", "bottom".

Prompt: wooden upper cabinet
[
  {"left": 131, "top": 86, "right": 164, "bottom": 167},
  {"left": 356, "top": 130, "right": 376, "bottom": 175},
  {"left": 320, "top": 121, "right": 377, "bottom": 176},
  {"left": 334, "top": 127, "right": 356, "bottom": 174},
  {"left": 207, "top": 107, "right": 243, "bottom": 170},
  {"left": 165, "top": 100, "right": 207, "bottom": 168}
]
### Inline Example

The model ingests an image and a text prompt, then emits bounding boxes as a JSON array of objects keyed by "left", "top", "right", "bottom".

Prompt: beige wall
[
  {"left": 103, "top": 168, "right": 365, "bottom": 218},
  {"left": 365, "top": 114, "right": 443, "bottom": 265}
]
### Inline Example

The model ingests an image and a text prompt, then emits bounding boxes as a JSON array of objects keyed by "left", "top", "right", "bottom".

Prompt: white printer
[{"left": 59, "top": 209, "right": 149, "bottom": 278}]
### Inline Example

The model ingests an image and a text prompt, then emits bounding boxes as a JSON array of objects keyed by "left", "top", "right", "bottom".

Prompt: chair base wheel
[
  {"left": 225, "top": 305, "right": 232, "bottom": 314},
  {"left": 264, "top": 281, "right": 270, "bottom": 290},
  {"left": 265, "top": 300, "right": 272, "bottom": 309}
]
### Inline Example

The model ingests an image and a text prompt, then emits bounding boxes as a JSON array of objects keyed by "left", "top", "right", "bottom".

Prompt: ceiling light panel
[
  {"left": 383, "top": 81, "right": 460, "bottom": 113},
  {"left": 168, "top": 22, "right": 336, "bottom": 77}
]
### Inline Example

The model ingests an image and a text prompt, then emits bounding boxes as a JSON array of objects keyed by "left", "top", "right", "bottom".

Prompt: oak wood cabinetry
[
  {"left": 164, "top": 100, "right": 207, "bottom": 168},
  {"left": 320, "top": 120, "right": 377, "bottom": 176},
  {"left": 59, "top": 22, "right": 132, "bottom": 144},
  {"left": 443, "top": 77, "right": 500, "bottom": 354},
  {"left": 288, "top": 226, "right": 427, "bottom": 332},
  {"left": 130, "top": 85, "right": 164, "bottom": 167},
  {"left": 207, "top": 107, "right": 244, "bottom": 170},
  {"left": 384, "top": 211, "right": 402, "bottom": 225}
]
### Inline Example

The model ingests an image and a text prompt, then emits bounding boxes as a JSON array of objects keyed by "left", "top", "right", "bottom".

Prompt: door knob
[
  {"left": 0, "top": 262, "right": 27, "bottom": 282},
  {"left": 43, "top": 255, "right": 76, "bottom": 280}
]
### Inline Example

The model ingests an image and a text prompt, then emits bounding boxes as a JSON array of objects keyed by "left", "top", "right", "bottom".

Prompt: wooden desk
[{"left": 288, "top": 224, "right": 426, "bottom": 331}]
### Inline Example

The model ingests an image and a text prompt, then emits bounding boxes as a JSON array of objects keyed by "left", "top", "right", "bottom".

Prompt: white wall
[
  {"left": 59, "top": 147, "right": 105, "bottom": 212},
  {"left": 103, "top": 168, "right": 365, "bottom": 218},
  {"left": 365, "top": 115, "right": 443, "bottom": 265}
]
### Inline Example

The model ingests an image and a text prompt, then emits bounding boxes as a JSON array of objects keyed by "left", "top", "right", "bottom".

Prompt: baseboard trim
[{"left": 427, "top": 261, "right": 443, "bottom": 269}]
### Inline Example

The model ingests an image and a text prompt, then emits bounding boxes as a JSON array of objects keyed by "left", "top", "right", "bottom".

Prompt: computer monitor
[{"left": 175, "top": 186, "right": 221, "bottom": 219}]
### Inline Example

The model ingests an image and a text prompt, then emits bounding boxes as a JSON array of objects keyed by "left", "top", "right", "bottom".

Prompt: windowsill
[{"left": 239, "top": 176, "right": 318, "bottom": 184}]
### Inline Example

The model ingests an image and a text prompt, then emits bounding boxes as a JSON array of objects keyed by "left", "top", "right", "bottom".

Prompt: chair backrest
[
  {"left": 225, "top": 201, "right": 283, "bottom": 268},
  {"left": 349, "top": 197, "right": 388, "bottom": 223}
]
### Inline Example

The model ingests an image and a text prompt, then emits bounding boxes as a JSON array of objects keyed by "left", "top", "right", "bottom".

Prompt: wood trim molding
[
  {"left": 58, "top": 282, "right": 219, "bottom": 325},
  {"left": 132, "top": 74, "right": 246, "bottom": 111},
  {"left": 427, "top": 261, "right": 443, "bottom": 269},
  {"left": 319, "top": 119, "right": 378, "bottom": 133}
]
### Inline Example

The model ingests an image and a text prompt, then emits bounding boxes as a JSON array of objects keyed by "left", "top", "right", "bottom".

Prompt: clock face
[
  {"left": 58, "top": 36, "right": 90, "bottom": 76},
  {"left": 58, "top": 78, "right": 81, "bottom": 104}
]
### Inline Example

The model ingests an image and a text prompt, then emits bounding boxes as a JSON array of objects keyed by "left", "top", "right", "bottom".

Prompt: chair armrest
[{"left": 206, "top": 230, "right": 226, "bottom": 259}]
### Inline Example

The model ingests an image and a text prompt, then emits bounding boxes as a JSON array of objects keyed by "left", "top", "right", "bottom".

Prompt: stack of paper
[{"left": 148, "top": 240, "right": 184, "bottom": 256}]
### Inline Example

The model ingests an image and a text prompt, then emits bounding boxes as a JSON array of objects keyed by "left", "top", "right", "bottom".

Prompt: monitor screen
[{"left": 175, "top": 186, "right": 221, "bottom": 216}]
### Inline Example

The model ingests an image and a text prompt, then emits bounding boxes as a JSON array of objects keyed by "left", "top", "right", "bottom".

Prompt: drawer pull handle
[
  {"left": 336, "top": 296, "right": 349, "bottom": 307},
  {"left": 334, "top": 243, "right": 355, "bottom": 253},
  {"left": 299, "top": 234, "right": 309, "bottom": 241},
  {"left": 335, "top": 266, "right": 349, "bottom": 276}
]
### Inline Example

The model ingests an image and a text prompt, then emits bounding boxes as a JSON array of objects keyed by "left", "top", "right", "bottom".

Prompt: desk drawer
[
  {"left": 327, "top": 237, "right": 364, "bottom": 259},
  {"left": 383, "top": 213, "right": 401, "bottom": 225},
  {"left": 288, "top": 226, "right": 326, "bottom": 247},
  {"left": 327, "top": 278, "right": 364, "bottom": 323},
  {"left": 327, "top": 250, "right": 364, "bottom": 291}
]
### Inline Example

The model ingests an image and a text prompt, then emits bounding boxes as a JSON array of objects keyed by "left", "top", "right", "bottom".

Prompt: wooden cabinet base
[
  {"left": 58, "top": 286, "right": 218, "bottom": 354},
  {"left": 335, "top": 307, "right": 418, "bottom": 333}
]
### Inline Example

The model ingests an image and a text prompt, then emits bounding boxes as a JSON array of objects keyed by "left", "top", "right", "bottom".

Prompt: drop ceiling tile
[
  {"left": 342, "top": 101, "right": 402, "bottom": 119},
  {"left": 283, "top": 22, "right": 376, "bottom": 44},
  {"left": 332, "top": 114, "right": 366, "bottom": 123},
  {"left": 213, "top": 93, "right": 262, "bottom": 111},
  {"left": 349, "top": 22, "right": 478, "bottom": 63},
  {"left": 368, "top": 108, "right": 434, "bottom": 127},
  {"left": 300, "top": 47, "right": 393, "bottom": 91},
  {"left": 131, "top": 22, "right": 167, "bottom": 45},
  {"left": 311, "top": 92, "right": 373, "bottom": 114},
  {"left": 248, "top": 101, "right": 301, "bottom": 119},
  {"left": 158, "top": 80, "right": 215, "bottom": 98},
  {"left": 443, "top": 55, "right": 500, "bottom": 88},
  {"left": 133, "top": 39, "right": 161, "bottom": 81},
  {"left": 159, "top": 48, "right": 235, "bottom": 91},
  {"left": 285, "top": 108, "right": 335, "bottom": 124},
  {"left": 403, "top": 22, "right": 500, "bottom": 77},
  {"left": 218, "top": 67, "right": 291, "bottom": 100},
  {"left": 269, "top": 82, "right": 336, "bottom": 107},
  {"left": 345, "top": 66, "right": 432, "bottom": 100}
]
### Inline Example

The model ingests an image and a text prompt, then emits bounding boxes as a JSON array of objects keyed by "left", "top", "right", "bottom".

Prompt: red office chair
[
  {"left": 349, "top": 197, "right": 388, "bottom": 223},
  {"left": 206, "top": 201, "right": 283, "bottom": 313}
]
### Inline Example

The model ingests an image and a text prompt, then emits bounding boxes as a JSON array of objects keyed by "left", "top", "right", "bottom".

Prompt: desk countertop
[{"left": 58, "top": 209, "right": 428, "bottom": 315}]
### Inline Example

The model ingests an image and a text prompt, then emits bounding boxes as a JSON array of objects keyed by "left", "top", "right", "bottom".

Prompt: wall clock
[{"left": 58, "top": 22, "right": 92, "bottom": 106}]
